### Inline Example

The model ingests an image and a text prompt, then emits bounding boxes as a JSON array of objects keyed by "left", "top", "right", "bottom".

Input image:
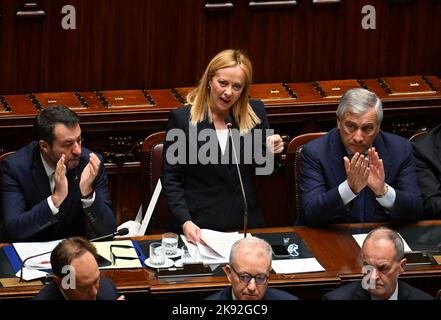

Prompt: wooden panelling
[{"left": 1, "top": 0, "right": 441, "bottom": 94}]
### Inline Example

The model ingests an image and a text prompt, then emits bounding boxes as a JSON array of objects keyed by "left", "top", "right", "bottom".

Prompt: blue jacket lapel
[{"left": 31, "top": 146, "right": 52, "bottom": 199}]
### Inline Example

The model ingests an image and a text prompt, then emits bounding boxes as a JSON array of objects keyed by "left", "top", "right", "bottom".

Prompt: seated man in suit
[
  {"left": 0, "top": 106, "right": 116, "bottom": 242},
  {"left": 298, "top": 88, "right": 423, "bottom": 226},
  {"left": 323, "top": 227, "right": 433, "bottom": 300},
  {"left": 412, "top": 124, "right": 441, "bottom": 218},
  {"left": 206, "top": 236, "right": 298, "bottom": 300},
  {"left": 34, "top": 237, "right": 123, "bottom": 300}
]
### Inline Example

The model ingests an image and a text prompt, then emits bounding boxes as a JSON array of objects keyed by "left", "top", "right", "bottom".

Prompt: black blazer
[
  {"left": 161, "top": 100, "right": 270, "bottom": 231},
  {"left": 205, "top": 286, "right": 299, "bottom": 300},
  {"left": 322, "top": 280, "right": 433, "bottom": 300},
  {"left": 412, "top": 124, "right": 441, "bottom": 217},
  {"left": 33, "top": 277, "right": 119, "bottom": 300},
  {"left": 0, "top": 142, "right": 116, "bottom": 242}
]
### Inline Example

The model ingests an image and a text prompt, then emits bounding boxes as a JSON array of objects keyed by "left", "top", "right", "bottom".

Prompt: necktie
[{"left": 353, "top": 189, "right": 366, "bottom": 223}]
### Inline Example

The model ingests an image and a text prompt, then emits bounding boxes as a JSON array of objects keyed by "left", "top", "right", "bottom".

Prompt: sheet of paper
[
  {"left": 180, "top": 235, "right": 226, "bottom": 264},
  {"left": 200, "top": 229, "right": 247, "bottom": 259},
  {"left": 13, "top": 239, "right": 62, "bottom": 270},
  {"left": 15, "top": 268, "right": 48, "bottom": 282},
  {"left": 181, "top": 231, "right": 246, "bottom": 265},
  {"left": 93, "top": 239, "right": 142, "bottom": 269},
  {"left": 352, "top": 233, "right": 412, "bottom": 252},
  {"left": 272, "top": 258, "right": 325, "bottom": 274}
]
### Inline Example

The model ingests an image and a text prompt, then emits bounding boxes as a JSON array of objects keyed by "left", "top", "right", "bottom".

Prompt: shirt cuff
[
  {"left": 81, "top": 191, "right": 96, "bottom": 208},
  {"left": 47, "top": 196, "right": 60, "bottom": 215},
  {"left": 338, "top": 180, "right": 358, "bottom": 205},
  {"left": 376, "top": 184, "right": 396, "bottom": 210}
]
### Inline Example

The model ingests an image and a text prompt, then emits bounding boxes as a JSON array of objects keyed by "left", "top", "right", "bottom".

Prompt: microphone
[
  {"left": 90, "top": 228, "right": 129, "bottom": 242},
  {"left": 225, "top": 115, "right": 248, "bottom": 239},
  {"left": 19, "top": 229, "right": 130, "bottom": 282},
  {"left": 19, "top": 250, "right": 52, "bottom": 283}
]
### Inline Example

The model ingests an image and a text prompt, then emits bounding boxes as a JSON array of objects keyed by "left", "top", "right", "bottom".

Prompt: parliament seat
[
  {"left": 0, "top": 151, "right": 15, "bottom": 238},
  {"left": 286, "top": 132, "right": 327, "bottom": 222},
  {"left": 140, "top": 132, "right": 169, "bottom": 234},
  {"left": 409, "top": 130, "right": 428, "bottom": 142}
]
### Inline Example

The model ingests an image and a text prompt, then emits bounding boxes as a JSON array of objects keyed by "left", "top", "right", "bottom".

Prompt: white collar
[{"left": 40, "top": 152, "right": 54, "bottom": 177}]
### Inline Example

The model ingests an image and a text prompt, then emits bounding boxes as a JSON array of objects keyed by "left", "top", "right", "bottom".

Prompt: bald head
[
  {"left": 229, "top": 237, "right": 272, "bottom": 269},
  {"left": 362, "top": 227, "right": 404, "bottom": 261}
]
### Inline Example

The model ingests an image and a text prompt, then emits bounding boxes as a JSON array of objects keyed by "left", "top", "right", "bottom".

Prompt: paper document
[
  {"left": 15, "top": 268, "right": 48, "bottom": 282},
  {"left": 352, "top": 233, "right": 412, "bottom": 252},
  {"left": 13, "top": 240, "right": 62, "bottom": 269},
  {"left": 272, "top": 258, "right": 325, "bottom": 274},
  {"left": 200, "top": 229, "right": 246, "bottom": 258},
  {"left": 181, "top": 229, "right": 249, "bottom": 265},
  {"left": 93, "top": 240, "right": 142, "bottom": 269}
]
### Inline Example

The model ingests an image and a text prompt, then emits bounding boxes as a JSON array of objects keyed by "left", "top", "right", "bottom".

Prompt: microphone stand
[
  {"left": 226, "top": 122, "right": 248, "bottom": 238},
  {"left": 19, "top": 250, "right": 52, "bottom": 283},
  {"left": 19, "top": 229, "right": 129, "bottom": 282},
  {"left": 90, "top": 228, "right": 129, "bottom": 242}
]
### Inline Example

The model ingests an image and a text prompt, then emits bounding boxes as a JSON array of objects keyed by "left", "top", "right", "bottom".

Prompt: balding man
[
  {"left": 323, "top": 227, "right": 433, "bottom": 300},
  {"left": 34, "top": 237, "right": 123, "bottom": 300},
  {"left": 206, "top": 236, "right": 298, "bottom": 300}
]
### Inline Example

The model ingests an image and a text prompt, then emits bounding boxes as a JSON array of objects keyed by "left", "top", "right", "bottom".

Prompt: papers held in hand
[{"left": 156, "top": 263, "right": 213, "bottom": 278}]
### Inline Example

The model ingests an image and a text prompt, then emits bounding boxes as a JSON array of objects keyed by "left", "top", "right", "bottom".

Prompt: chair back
[
  {"left": 286, "top": 132, "right": 327, "bottom": 221},
  {"left": 409, "top": 130, "right": 428, "bottom": 142},
  {"left": 0, "top": 151, "right": 15, "bottom": 228},
  {"left": 140, "top": 132, "right": 169, "bottom": 234}
]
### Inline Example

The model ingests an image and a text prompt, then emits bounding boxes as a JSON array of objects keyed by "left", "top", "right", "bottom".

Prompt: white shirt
[
  {"left": 338, "top": 180, "right": 396, "bottom": 211},
  {"left": 216, "top": 129, "right": 229, "bottom": 155}
]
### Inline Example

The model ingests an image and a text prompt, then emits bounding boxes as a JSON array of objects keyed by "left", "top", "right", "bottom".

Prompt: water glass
[
  {"left": 149, "top": 242, "right": 165, "bottom": 266},
  {"left": 162, "top": 232, "right": 178, "bottom": 257}
]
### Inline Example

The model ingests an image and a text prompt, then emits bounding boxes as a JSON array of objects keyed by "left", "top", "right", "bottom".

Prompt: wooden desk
[{"left": 1, "top": 220, "right": 441, "bottom": 300}]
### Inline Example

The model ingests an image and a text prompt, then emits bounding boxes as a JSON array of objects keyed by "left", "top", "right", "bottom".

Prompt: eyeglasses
[
  {"left": 229, "top": 265, "right": 269, "bottom": 285},
  {"left": 109, "top": 245, "right": 140, "bottom": 266}
]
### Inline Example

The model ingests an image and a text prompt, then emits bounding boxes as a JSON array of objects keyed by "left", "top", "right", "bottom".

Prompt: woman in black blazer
[{"left": 161, "top": 49, "right": 284, "bottom": 243}]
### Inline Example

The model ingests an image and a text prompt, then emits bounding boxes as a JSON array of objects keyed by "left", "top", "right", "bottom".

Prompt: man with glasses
[
  {"left": 206, "top": 237, "right": 298, "bottom": 300},
  {"left": 323, "top": 227, "right": 433, "bottom": 300},
  {"left": 34, "top": 237, "right": 124, "bottom": 300}
]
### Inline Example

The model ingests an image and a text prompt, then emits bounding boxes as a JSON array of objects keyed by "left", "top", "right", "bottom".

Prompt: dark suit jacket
[
  {"left": 323, "top": 279, "right": 433, "bottom": 300},
  {"left": 0, "top": 142, "right": 116, "bottom": 242},
  {"left": 412, "top": 124, "right": 441, "bottom": 217},
  {"left": 298, "top": 128, "right": 423, "bottom": 226},
  {"left": 33, "top": 277, "right": 119, "bottom": 300},
  {"left": 161, "top": 100, "right": 270, "bottom": 231},
  {"left": 206, "top": 286, "right": 299, "bottom": 300}
]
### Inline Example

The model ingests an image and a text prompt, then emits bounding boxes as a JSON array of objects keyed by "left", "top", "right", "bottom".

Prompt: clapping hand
[{"left": 79, "top": 153, "right": 100, "bottom": 197}]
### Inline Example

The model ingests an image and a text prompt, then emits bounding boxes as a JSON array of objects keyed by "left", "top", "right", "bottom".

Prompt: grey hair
[
  {"left": 337, "top": 88, "right": 383, "bottom": 124},
  {"left": 229, "top": 236, "right": 273, "bottom": 269},
  {"left": 362, "top": 227, "right": 405, "bottom": 261}
]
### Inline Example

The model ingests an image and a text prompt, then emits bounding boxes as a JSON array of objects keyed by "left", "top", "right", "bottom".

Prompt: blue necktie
[{"left": 355, "top": 189, "right": 366, "bottom": 223}]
